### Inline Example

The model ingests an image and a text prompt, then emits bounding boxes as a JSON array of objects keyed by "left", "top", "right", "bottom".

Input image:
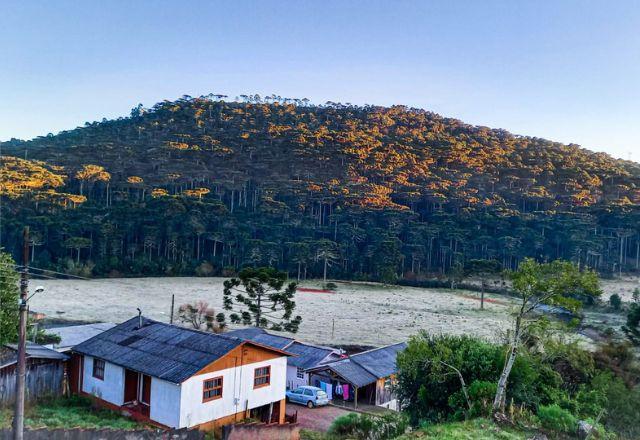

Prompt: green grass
[
  {"left": 397, "top": 419, "right": 531, "bottom": 440},
  {"left": 301, "top": 418, "right": 534, "bottom": 440},
  {"left": 1, "top": 396, "right": 147, "bottom": 430}
]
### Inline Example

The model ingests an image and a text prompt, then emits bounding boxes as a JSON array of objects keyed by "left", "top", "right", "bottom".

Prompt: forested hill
[{"left": 1, "top": 95, "right": 640, "bottom": 280}]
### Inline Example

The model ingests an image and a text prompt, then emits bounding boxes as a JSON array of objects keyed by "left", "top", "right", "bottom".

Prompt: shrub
[
  {"left": 468, "top": 380, "right": 497, "bottom": 417},
  {"left": 610, "top": 294, "right": 622, "bottom": 310},
  {"left": 328, "top": 412, "right": 408, "bottom": 439},
  {"left": 537, "top": 404, "right": 578, "bottom": 434},
  {"left": 195, "top": 261, "right": 215, "bottom": 276}
]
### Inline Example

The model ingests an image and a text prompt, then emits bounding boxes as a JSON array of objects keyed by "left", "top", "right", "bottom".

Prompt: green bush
[
  {"left": 537, "top": 404, "right": 578, "bottom": 434},
  {"left": 468, "top": 380, "right": 498, "bottom": 417},
  {"left": 610, "top": 294, "right": 622, "bottom": 310},
  {"left": 328, "top": 412, "right": 408, "bottom": 439}
]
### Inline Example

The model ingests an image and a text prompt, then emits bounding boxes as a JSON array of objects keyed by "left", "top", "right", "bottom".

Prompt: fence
[{"left": 0, "top": 359, "right": 65, "bottom": 406}]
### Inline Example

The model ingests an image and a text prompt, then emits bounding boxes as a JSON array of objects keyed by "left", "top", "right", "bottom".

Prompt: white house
[
  {"left": 71, "top": 316, "right": 291, "bottom": 431},
  {"left": 227, "top": 327, "right": 341, "bottom": 390}
]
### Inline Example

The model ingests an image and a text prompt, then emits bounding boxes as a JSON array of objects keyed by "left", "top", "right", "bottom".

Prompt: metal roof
[
  {"left": 226, "top": 327, "right": 337, "bottom": 369},
  {"left": 1, "top": 342, "right": 68, "bottom": 368},
  {"left": 74, "top": 317, "right": 287, "bottom": 384},
  {"left": 226, "top": 327, "right": 294, "bottom": 350},
  {"left": 349, "top": 342, "right": 407, "bottom": 378},
  {"left": 285, "top": 342, "right": 335, "bottom": 369},
  {"left": 306, "top": 342, "right": 407, "bottom": 388},
  {"left": 46, "top": 322, "right": 116, "bottom": 350}
]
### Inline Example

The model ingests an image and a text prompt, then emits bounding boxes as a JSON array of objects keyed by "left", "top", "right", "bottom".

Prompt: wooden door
[
  {"left": 124, "top": 369, "right": 139, "bottom": 403},
  {"left": 141, "top": 374, "right": 151, "bottom": 405}
]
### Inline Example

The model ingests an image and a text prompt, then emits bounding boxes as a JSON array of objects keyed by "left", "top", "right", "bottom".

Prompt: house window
[
  {"left": 203, "top": 376, "right": 223, "bottom": 402},
  {"left": 296, "top": 367, "right": 305, "bottom": 379},
  {"left": 254, "top": 366, "right": 271, "bottom": 388},
  {"left": 92, "top": 359, "right": 105, "bottom": 380}
]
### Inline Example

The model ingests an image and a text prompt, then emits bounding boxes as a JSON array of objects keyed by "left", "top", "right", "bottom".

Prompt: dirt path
[{"left": 31, "top": 277, "right": 516, "bottom": 346}]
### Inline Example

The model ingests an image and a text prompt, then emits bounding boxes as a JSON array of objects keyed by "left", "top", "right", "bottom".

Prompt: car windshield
[{"left": 316, "top": 391, "right": 327, "bottom": 398}]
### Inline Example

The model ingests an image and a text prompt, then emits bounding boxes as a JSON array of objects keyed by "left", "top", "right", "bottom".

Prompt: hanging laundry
[
  {"left": 324, "top": 382, "right": 333, "bottom": 400},
  {"left": 342, "top": 384, "right": 349, "bottom": 401},
  {"left": 335, "top": 384, "right": 343, "bottom": 396}
]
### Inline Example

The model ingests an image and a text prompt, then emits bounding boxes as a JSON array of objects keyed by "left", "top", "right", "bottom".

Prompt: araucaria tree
[
  {"left": 222, "top": 267, "right": 302, "bottom": 333},
  {"left": 0, "top": 251, "right": 19, "bottom": 344},
  {"left": 493, "top": 258, "right": 601, "bottom": 414}
]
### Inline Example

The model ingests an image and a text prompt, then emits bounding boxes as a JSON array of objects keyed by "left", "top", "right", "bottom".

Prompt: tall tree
[
  {"left": 222, "top": 267, "right": 302, "bottom": 333},
  {"left": 492, "top": 258, "right": 601, "bottom": 414},
  {"left": 0, "top": 251, "right": 19, "bottom": 344}
]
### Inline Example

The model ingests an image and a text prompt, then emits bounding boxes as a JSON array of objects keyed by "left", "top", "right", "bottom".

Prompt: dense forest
[{"left": 1, "top": 94, "right": 640, "bottom": 280}]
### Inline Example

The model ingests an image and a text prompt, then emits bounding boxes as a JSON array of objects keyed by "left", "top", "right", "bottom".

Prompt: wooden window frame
[
  {"left": 202, "top": 376, "right": 223, "bottom": 402},
  {"left": 253, "top": 366, "right": 271, "bottom": 389},
  {"left": 92, "top": 358, "right": 105, "bottom": 380}
]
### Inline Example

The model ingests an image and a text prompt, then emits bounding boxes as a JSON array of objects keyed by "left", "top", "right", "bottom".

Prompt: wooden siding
[
  {"left": 0, "top": 359, "right": 66, "bottom": 406},
  {"left": 194, "top": 343, "right": 282, "bottom": 376}
]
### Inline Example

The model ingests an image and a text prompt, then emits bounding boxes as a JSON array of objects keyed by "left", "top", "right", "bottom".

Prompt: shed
[
  {"left": 0, "top": 342, "right": 69, "bottom": 405},
  {"left": 306, "top": 342, "right": 406, "bottom": 410}
]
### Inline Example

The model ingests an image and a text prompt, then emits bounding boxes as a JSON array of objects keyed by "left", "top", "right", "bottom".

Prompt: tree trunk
[
  {"left": 493, "top": 318, "right": 521, "bottom": 413},
  {"left": 323, "top": 258, "right": 328, "bottom": 282}
]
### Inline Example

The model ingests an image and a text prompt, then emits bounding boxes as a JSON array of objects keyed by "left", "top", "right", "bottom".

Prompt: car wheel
[{"left": 307, "top": 400, "right": 314, "bottom": 408}]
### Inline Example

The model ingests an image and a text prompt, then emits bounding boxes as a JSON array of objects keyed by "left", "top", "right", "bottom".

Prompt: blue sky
[{"left": 1, "top": 1, "right": 639, "bottom": 160}]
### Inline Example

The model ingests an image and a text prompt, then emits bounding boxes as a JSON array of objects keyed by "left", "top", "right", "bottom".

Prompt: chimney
[{"left": 137, "top": 308, "right": 142, "bottom": 329}]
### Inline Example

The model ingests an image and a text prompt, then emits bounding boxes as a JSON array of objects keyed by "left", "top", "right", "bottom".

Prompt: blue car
[{"left": 286, "top": 386, "right": 329, "bottom": 408}]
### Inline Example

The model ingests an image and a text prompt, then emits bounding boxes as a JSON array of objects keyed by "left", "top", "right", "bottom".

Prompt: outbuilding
[{"left": 306, "top": 342, "right": 406, "bottom": 411}]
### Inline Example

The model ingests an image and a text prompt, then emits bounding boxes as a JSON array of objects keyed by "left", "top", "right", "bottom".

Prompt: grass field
[
  {"left": 0, "top": 396, "right": 145, "bottom": 430},
  {"left": 32, "top": 277, "right": 518, "bottom": 346}
]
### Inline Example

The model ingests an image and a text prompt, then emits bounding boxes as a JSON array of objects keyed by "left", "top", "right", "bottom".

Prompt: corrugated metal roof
[
  {"left": 285, "top": 342, "right": 334, "bottom": 369},
  {"left": 74, "top": 317, "right": 248, "bottom": 383},
  {"left": 350, "top": 342, "right": 407, "bottom": 378},
  {"left": 1, "top": 342, "right": 69, "bottom": 368},
  {"left": 328, "top": 358, "right": 377, "bottom": 387},
  {"left": 307, "top": 342, "right": 407, "bottom": 387},
  {"left": 47, "top": 322, "right": 116, "bottom": 350},
  {"left": 226, "top": 328, "right": 294, "bottom": 349},
  {"left": 226, "top": 327, "right": 337, "bottom": 369}
]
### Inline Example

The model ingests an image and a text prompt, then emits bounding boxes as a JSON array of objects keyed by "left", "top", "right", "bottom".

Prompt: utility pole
[
  {"left": 170, "top": 294, "right": 175, "bottom": 324},
  {"left": 14, "top": 226, "right": 29, "bottom": 440}
]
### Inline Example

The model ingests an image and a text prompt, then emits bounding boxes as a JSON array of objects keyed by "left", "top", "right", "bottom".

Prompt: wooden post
[
  {"left": 14, "top": 226, "right": 29, "bottom": 440},
  {"left": 354, "top": 386, "right": 358, "bottom": 410},
  {"left": 169, "top": 294, "right": 175, "bottom": 324}
]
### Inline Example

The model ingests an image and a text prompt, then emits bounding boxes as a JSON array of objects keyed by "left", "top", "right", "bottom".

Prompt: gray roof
[
  {"left": 1, "top": 342, "right": 68, "bottom": 368},
  {"left": 349, "top": 342, "right": 407, "bottom": 378},
  {"left": 226, "top": 327, "right": 294, "bottom": 350},
  {"left": 307, "top": 342, "right": 407, "bottom": 387},
  {"left": 74, "top": 317, "right": 286, "bottom": 384},
  {"left": 286, "top": 342, "right": 335, "bottom": 369},
  {"left": 226, "top": 327, "right": 337, "bottom": 369},
  {"left": 47, "top": 322, "right": 116, "bottom": 350}
]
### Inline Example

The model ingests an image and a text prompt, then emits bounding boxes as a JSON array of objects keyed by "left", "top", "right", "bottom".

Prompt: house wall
[
  {"left": 286, "top": 365, "right": 307, "bottom": 390},
  {"left": 150, "top": 377, "right": 182, "bottom": 428},
  {"left": 81, "top": 356, "right": 124, "bottom": 406},
  {"left": 179, "top": 355, "right": 287, "bottom": 428}
]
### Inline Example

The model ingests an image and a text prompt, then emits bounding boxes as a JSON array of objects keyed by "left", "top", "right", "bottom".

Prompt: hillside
[{"left": 1, "top": 95, "right": 640, "bottom": 279}]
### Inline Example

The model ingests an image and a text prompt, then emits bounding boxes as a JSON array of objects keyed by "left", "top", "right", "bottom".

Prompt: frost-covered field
[{"left": 31, "top": 278, "right": 516, "bottom": 346}]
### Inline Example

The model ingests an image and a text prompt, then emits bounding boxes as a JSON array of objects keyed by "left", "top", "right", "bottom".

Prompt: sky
[{"left": 1, "top": 0, "right": 639, "bottom": 160}]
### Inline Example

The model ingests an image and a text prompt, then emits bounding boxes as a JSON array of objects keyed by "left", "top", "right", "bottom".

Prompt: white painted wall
[
  {"left": 82, "top": 356, "right": 124, "bottom": 406},
  {"left": 179, "top": 356, "right": 287, "bottom": 428},
  {"left": 150, "top": 377, "right": 182, "bottom": 428},
  {"left": 286, "top": 365, "right": 308, "bottom": 390}
]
